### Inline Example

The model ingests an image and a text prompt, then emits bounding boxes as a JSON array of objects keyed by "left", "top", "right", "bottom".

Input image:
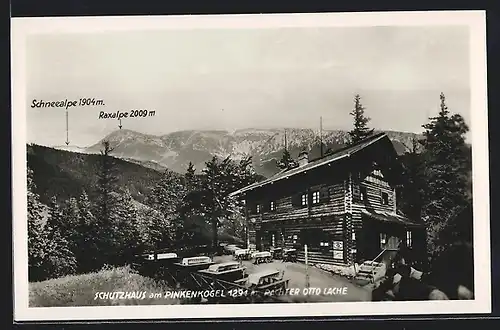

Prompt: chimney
[{"left": 298, "top": 150, "right": 309, "bottom": 166}]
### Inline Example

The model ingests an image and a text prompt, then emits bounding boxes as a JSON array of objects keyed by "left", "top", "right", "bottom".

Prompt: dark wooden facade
[{"left": 230, "top": 133, "right": 426, "bottom": 266}]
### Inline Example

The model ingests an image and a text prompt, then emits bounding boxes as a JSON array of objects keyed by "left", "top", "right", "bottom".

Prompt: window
[
  {"left": 301, "top": 193, "right": 308, "bottom": 206},
  {"left": 270, "top": 201, "right": 275, "bottom": 211},
  {"left": 406, "top": 231, "right": 412, "bottom": 247},
  {"left": 312, "top": 191, "right": 320, "bottom": 204},
  {"left": 351, "top": 231, "right": 356, "bottom": 241},
  {"left": 360, "top": 186, "right": 367, "bottom": 201},
  {"left": 381, "top": 191, "right": 389, "bottom": 205},
  {"left": 380, "top": 233, "right": 387, "bottom": 245},
  {"left": 256, "top": 204, "right": 261, "bottom": 214}
]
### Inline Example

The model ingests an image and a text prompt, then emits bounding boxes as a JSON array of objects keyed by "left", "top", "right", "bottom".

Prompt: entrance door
[
  {"left": 380, "top": 233, "right": 402, "bottom": 266},
  {"left": 300, "top": 228, "right": 325, "bottom": 252},
  {"left": 386, "top": 236, "right": 401, "bottom": 250}
]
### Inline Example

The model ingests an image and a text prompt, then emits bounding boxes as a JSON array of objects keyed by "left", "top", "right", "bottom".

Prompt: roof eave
[
  {"left": 229, "top": 153, "right": 351, "bottom": 196},
  {"left": 229, "top": 133, "right": 391, "bottom": 197}
]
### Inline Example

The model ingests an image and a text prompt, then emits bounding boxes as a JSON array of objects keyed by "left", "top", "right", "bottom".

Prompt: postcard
[{"left": 11, "top": 10, "right": 490, "bottom": 321}]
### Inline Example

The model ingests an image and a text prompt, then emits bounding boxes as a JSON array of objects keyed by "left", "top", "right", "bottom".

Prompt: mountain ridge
[{"left": 56, "top": 128, "right": 422, "bottom": 177}]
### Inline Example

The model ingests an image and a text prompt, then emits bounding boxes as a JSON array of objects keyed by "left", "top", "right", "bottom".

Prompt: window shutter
[
  {"left": 307, "top": 191, "right": 313, "bottom": 207},
  {"left": 319, "top": 187, "right": 330, "bottom": 203},
  {"left": 292, "top": 192, "right": 304, "bottom": 207}
]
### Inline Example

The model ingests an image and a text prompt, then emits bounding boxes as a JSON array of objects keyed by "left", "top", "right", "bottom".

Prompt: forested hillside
[
  {"left": 27, "top": 144, "right": 164, "bottom": 206},
  {"left": 27, "top": 140, "right": 260, "bottom": 283}
]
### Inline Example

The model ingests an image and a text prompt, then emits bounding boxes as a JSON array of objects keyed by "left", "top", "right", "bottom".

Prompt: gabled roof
[{"left": 229, "top": 132, "right": 393, "bottom": 197}]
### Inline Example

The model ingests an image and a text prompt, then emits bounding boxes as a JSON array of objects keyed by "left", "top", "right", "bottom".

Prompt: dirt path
[{"left": 214, "top": 255, "right": 371, "bottom": 302}]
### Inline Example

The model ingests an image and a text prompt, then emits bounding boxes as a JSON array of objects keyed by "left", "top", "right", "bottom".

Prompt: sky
[{"left": 25, "top": 25, "right": 471, "bottom": 147}]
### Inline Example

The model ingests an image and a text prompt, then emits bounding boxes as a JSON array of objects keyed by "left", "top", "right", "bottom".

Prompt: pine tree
[
  {"left": 399, "top": 136, "right": 426, "bottom": 220},
  {"left": 45, "top": 196, "right": 77, "bottom": 278},
  {"left": 149, "top": 169, "right": 186, "bottom": 247},
  {"left": 150, "top": 169, "right": 185, "bottom": 218},
  {"left": 114, "top": 188, "right": 141, "bottom": 263},
  {"left": 61, "top": 197, "right": 80, "bottom": 252},
  {"left": 201, "top": 156, "right": 233, "bottom": 251},
  {"left": 277, "top": 149, "right": 298, "bottom": 170},
  {"left": 236, "top": 156, "right": 259, "bottom": 187},
  {"left": 95, "top": 140, "right": 121, "bottom": 265},
  {"left": 199, "top": 155, "right": 259, "bottom": 251},
  {"left": 146, "top": 209, "right": 172, "bottom": 251},
  {"left": 27, "top": 166, "right": 48, "bottom": 281},
  {"left": 185, "top": 162, "right": 198, "bottom": 191},
  {"left": 76, "top": 190, "right": 100, "bottom": 272},
  {"left": 419, "top": 93, "right": 471, "bottom": 255},
  {"left": 348, "top": 94, "right": 374, "bottom": 144}
]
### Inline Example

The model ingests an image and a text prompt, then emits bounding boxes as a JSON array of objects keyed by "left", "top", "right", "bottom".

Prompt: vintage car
[
  {"left": 282, "top": 249, "right": 297, "bottom": 262},
  {"left": 198, "top": 261, "right": 247, "bottom": 282},
  {"left": 145, "top": 252, "right": 178, "bottom": 261},
  {"left": 270, "top": 247, "right": 283, "bottom": 260},
  {"left": 235, "top": 269, "right": 289, "bottom": 291},
  {"left": 234, "top": 248, "right": 252, "bottom": 260},
  {"left": 224, "top": 244, "right": 242, "bottom": 255},
  {"left": 132, "top": 252, "right": 179, "bottom": 277},
  {"left": 252, "top": 251, "right": 272, "bottom": 264},
  {"left": 173, "top": 256, "right": 214, "bottom": 272}
]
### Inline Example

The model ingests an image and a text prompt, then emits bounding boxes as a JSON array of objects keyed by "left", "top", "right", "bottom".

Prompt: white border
[{"left": 12, "top": 11, "right": 490, "bottom": 321}]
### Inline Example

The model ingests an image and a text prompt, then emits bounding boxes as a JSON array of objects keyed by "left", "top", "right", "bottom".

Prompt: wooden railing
[{"left": 369, "top": 248, "right": 387, "bottom": 283}]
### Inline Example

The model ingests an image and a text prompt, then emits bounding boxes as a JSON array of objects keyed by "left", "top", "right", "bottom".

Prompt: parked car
[
  {"left": 234, "top": 248, "right": 252, "bottom": 261},
  {"left": 235, "top": 269, "right": 288, "bottom": 291},
  {"left": 252, "top": 251, "right": 272, "bottom": 264},
  {"left": 198, "top": 261, "right": 247, "bottom": 282}
]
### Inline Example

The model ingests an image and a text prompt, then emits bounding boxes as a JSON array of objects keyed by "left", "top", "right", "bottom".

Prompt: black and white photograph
[{"left": 11, "top": 11, "right": 490, "bottom": 321}]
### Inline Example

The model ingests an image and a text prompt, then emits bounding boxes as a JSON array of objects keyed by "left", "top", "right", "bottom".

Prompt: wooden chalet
[{"left": 229, "top": 132, "right": 426, "bottom": 267}]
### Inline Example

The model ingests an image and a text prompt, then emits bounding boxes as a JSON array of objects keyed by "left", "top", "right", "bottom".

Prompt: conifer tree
[
  {"left": 61, "top": 197, "right": 80, "bottom": 252},
  {"left": 150, "top": 169, "right": 185, "bottom": 219},
  {"left": 201, "top": 156, "right": 234, "bottom": 251},
  {"left": 114, "top": 188, "right": 141, "bottom": 263},
  {"left": 199, "top": 156, "right": 259, "bottom": 251},
  {"left": 27, "top": 166, "right": 48, "bottom": 281},
  {"left": 179, "top": 163, "right": 210, "bottom": 247},
  {"left": 419, "top": 93, "right": 471, "bottom": 255},
  {"left": 185, "top": 162, "right": 198, "bottom": 191},
  {"left": 95, "top": 140, "right": 120, "bottom": 265},
  {"left": 149, "top": 169, "right": 186, "bottom": 246},
  {"left": 348, "top": 94, "right": 374, "bottom": 144},
  {"left": 277, "top": 149, "right": 298, "bottom": 170},
  {"left": 45, "top": 196, "right": 77, "bottom": 278},
  {"left": 77, "top": 190, "right": 100, "bottom": 272},
  {"left": 147, "top": 209, "right": 172, "bottom": 251},
  {"left": 236, "top": 156, "right": 259, "bottom": 187},
  {"left": 399, "top": 136, "right": 426, "bottom": 221}
]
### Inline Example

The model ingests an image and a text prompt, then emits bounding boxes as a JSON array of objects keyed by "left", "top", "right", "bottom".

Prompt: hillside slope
[
  {"left": 29, "top": 266, "right": 180, "bottom": 306},
  {"left": 27, "top": 143, "right": 164, "bottom": 206}
]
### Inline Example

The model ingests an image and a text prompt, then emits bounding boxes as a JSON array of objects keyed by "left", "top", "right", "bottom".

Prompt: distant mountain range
[{"left": 53, "top": 128, "right": 421, "bottom": 178}]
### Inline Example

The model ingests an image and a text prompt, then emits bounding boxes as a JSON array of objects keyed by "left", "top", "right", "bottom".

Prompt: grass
[{"left": 29, "top": 265, "right": 181, "bottom": 307}]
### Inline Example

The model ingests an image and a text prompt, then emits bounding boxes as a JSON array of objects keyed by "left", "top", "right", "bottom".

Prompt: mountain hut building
[{"left": 229, "top": 132, "right": 426, "bottom": 267}]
